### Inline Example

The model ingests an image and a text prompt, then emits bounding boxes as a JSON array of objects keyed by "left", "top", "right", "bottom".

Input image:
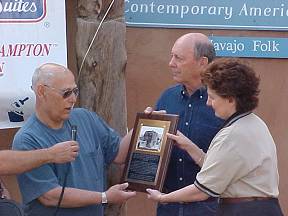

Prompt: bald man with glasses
[
  {"left": 12, "top": 63, "right": 135, "bottom": 216},
  {"left": 42, "top": 85, "right": 79, "bottom": 99}
]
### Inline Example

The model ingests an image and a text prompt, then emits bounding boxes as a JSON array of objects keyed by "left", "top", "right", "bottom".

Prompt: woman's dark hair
[{"left": 201, "top": 58, "right": 260, "bottom": 113}]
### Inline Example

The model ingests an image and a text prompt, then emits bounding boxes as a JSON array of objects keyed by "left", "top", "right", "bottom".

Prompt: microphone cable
[{"left": 53, "top": 123, "right": 77, "bottom": 216}]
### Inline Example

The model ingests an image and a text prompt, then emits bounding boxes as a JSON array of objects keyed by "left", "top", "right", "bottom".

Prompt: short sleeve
[
  {"left": 194, "top": 129, "right": 247, "bottom": 197},
  {"left": 12, "top": 133, "right": 59, "bottom": 204},
  {"left": 95, "top": 115, "right": 121, "bottom": 164}
]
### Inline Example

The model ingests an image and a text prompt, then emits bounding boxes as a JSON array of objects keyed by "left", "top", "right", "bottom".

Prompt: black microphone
[{"left": 71, "top": 125, "right": 77, "bottom": 141}]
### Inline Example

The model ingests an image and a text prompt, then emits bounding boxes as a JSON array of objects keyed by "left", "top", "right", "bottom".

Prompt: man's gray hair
[
  {"left": 31, "top": 63, "right": 67, "bottom": 90},
  {"left": 31, "top": 66, "right": 53, "bottom": 90},
  {"left": 194, "top": 41, "right": 216, "bottom": 63}
]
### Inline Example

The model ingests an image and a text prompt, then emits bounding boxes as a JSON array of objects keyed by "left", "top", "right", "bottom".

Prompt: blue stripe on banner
[
  {"left": 125, "top": 0, "right": 288, "bottom": 31},
  {"left": 0, "top": 0, "right": 45, "bottom": 22},
  {"left": 210, "top": 36, "right": 288, "bottom": 59}
]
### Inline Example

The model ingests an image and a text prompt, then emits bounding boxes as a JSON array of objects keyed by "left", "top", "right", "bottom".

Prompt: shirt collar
[
  {"left": 221, "top": 111, "right": 252, "bottom": 128},
  {"left": 180, "top": 85, "right": 206, "bottom": 100}
]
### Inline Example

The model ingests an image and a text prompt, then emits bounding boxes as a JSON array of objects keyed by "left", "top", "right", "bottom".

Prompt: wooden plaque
[{"left": 122, "top": 113, "right": 179, "bottom": 192}]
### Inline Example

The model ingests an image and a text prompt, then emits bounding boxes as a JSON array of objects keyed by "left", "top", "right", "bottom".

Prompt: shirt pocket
[{"left": 80, "top": 144, "right": 104, "bottom": 182}]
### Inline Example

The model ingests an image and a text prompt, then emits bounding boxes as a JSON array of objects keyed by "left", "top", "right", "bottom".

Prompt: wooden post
[{"left": 76, "top": 0, "right": 127, "bottom": 215}]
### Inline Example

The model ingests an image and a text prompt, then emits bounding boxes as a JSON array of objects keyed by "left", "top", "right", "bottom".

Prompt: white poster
[{"left": 0, "top": 0, "right": 67, "bottom": 129}]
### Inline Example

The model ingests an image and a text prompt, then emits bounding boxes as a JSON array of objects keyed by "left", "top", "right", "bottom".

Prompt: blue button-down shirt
[{"left": 156, "top": 84, "right": 223, "bottom": 192}]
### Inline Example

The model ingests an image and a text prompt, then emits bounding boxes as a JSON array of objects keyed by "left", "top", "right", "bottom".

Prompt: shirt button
[
  {"left": 179, "top": 158, "right": 183, "bottom": 162},
  {"left": 185, "top": 122, "right": 189, "bottom": 126},
  {"left": 179, "top": 177, "right": 183, "bottom": 181},
  {"left": 188, "top": 104, "right": 192, "bottom": 107}
]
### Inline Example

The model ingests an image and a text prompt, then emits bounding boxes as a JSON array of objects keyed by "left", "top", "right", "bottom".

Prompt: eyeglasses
[{"left": 43, "top": 85, "right": 79, "bottom": 99}]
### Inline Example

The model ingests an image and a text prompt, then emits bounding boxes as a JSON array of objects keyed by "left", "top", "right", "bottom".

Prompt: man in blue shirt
[
  {"left": 152, "top": 33, "right": 223, "bottom": 216},
  {"left": 12, "top": 63, "right": 136, "bottom": 216}
]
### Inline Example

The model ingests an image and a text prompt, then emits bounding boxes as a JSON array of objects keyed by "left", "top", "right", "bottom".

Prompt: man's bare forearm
[
  {"left": 0, "top": 141, "right": 78, "bottom": 175},
  {"left": 38, "top": 187, "right": 101, "bottom": 208},
  {"left": 38, "top": 183, "right": 136, "bottom": 207},
  {"left": 113, "top": 130, "right": 133, "bottom": 164},
  {"left": 0, "top": 149, "right": 51, "bottom": 175}
]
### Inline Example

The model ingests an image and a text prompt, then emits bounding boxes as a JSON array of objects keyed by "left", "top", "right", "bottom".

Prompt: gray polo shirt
[{"left": 195, "top": 113, "right": 279, "bottom": 198}]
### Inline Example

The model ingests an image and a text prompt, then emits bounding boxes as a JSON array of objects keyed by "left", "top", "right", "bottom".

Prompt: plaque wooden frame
[{"left": 122, "top": 113, "right": 179, "bottom": 192}]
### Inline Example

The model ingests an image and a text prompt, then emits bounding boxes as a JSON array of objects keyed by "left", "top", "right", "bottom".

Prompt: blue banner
[
  {"left": 0, "top": 0, "right": 46, "bottom": 23},
  {"left": 210, "top": 36, "right": 288, "bottom": 58},
  {"left": 125, "top": 0, "right": 288, "bottom": 30}
]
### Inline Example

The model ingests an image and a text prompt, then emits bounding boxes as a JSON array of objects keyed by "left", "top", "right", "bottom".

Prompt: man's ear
[
  {"left": 200, "top": 56, "right": 209, "bottom": 66},
  {"left": 36, "top": 84, "right": 45, "bottom": 98}
]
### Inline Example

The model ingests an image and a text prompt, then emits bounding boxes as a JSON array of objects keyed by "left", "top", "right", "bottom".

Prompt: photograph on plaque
[
  {"left": 122, "top": 113, "right": 179, "bottom": 192},
  {"left": 136, "top": 125, "right": 164, "bottom": 152}
]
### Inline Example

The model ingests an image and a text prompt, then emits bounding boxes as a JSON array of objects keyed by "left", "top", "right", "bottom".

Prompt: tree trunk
[{"left": 76, "top": 0, "right": 127, "bottom": 215}]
